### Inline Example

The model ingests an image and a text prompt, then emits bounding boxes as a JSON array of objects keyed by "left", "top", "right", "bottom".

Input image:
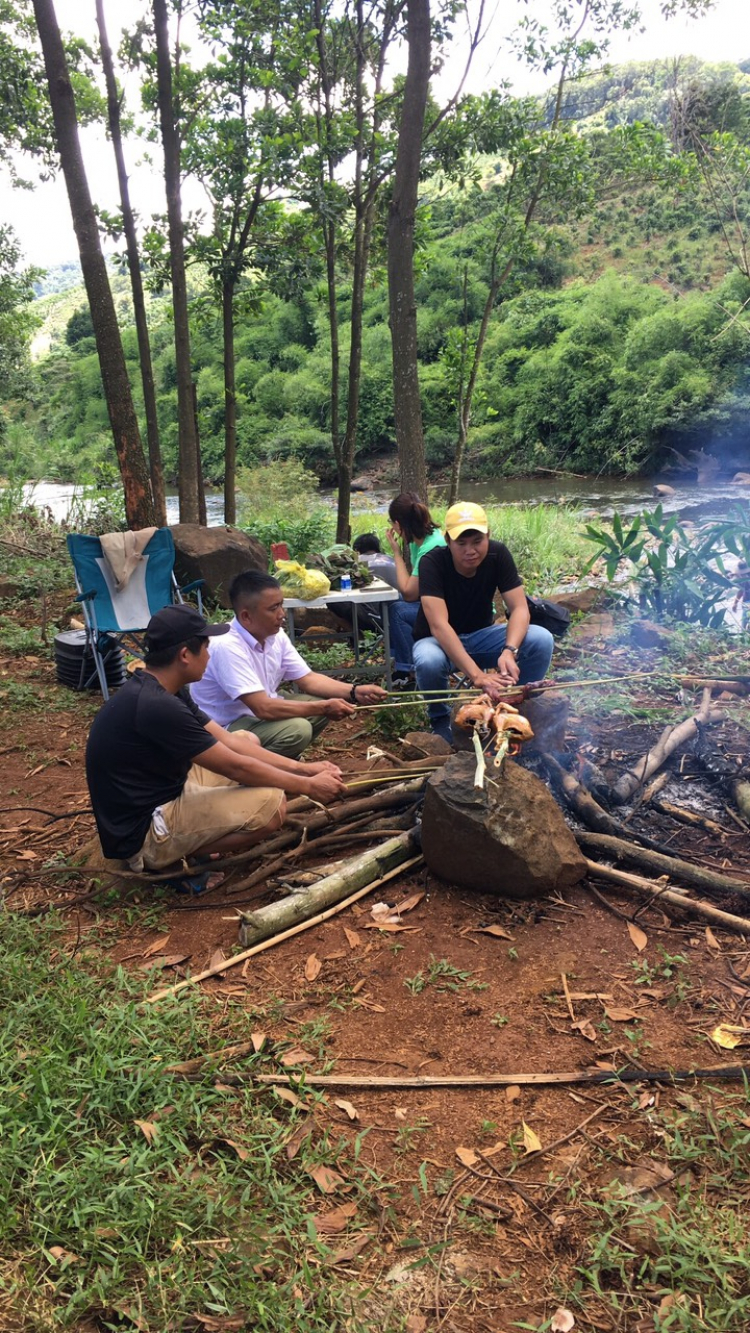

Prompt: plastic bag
[{"left": 275, "top": 559, "right": 331, "bottom": 600}]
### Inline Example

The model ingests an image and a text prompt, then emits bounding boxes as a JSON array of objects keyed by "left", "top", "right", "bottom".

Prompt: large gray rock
[
  {"left": 421, "top": 752, "right": 586, "bottom": 900},
  {"left": 171, "top": 524, "right": 268, "bottom": 608}
]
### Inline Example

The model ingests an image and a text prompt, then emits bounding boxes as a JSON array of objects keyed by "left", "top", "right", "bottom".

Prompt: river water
[{"left": 23, "top": 474, "right": 750, "bottom": 528}]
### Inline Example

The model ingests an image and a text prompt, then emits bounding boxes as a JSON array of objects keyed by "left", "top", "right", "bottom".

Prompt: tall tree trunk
[
  {"left": 152, "top": 0, "right": 201, "bottom": 524},
  {"left": 95, "top": 0, "right": 166, "bottom": 527},
  {"left": 32, "top": 0, "right": 155, "bottom": 530},
  {"left": 388, "top": 0, "right": 430, "bottom": 502},
  {"left": 222, "top": 280, "right": 236, "bottom": 525}
]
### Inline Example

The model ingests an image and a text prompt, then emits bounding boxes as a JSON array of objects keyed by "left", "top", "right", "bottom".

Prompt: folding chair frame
[{"left": 67, "top": 529, "right": 204, "bottom": 699}]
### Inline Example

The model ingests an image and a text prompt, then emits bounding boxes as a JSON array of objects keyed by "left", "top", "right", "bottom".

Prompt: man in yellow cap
[{"left": 412, "top": 502, "right": 554, "bottom": 742}]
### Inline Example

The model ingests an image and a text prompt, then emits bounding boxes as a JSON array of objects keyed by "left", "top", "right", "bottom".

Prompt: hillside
[{"left": 8, "top": 55, "right": 750, "bottom": 487}]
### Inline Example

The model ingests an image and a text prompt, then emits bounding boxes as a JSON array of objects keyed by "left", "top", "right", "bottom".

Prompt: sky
[{"left": 2, "top": 0, "right": 749, "bottom": 270}]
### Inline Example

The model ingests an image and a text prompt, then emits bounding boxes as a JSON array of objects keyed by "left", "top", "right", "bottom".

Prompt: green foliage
[
  {"left": 0, "top": 911, "right": 385, "bottom": 1331},
  {"left": 236, "top": 459, "right": 334, "bottom": 559},
  {"left": 574, "top": 1088, "right": 750, "bottom": 1331},
  {"left": 583, "top": 504, "right": 743, "bottom": 624}
]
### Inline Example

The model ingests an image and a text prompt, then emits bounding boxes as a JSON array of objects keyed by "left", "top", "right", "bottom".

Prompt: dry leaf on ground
[
  {"left": 551, "top": 1310, "right": 575, "bottom": 1332},
  {"left": 711, "top": 1022, "right": 749, "bottom": 1049},
  {"left": 280, "top": 1047, "right": 315, "bottom": 1066},
  {"left": 143, "top": 933, "right": 171, "bottom": 957},
  {"left": 334, "top": 1098, "right": 359, "bottom": 1121},
  {"left": 627, "top": 922, "right": 648, "bottom": 951},
  {"left": 304, "top": 953, "right": 322, "bottom": 981},
  {"left": 522, "top": 1121, "right": 542, "bottom": 1154},
  {"left": 455, "top": 1146, "right": 478, "bottom": 1167},
  {"left": 308, "top": 1164, "right": 346, "bottom": 1194},
  {"left": 315, "top": 1201, "right": 358, "bottom": 1233},
  {"left": 134, "top": 1119, "right": 159, "bottom": 1144}
]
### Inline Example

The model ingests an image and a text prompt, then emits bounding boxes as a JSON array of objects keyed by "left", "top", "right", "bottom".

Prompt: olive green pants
[{"left": 227, "top": 692, "right": 329, "bottom": 759}]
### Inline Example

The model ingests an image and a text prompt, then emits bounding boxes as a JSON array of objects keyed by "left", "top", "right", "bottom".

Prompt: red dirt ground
[{"left": 3, "top": 616, "right": 750, "bottom": 1332}]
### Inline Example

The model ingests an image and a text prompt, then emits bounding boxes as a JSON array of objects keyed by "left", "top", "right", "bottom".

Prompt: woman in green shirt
[{"left": 385, "top": 493, "right": 445, "bottom": 684}]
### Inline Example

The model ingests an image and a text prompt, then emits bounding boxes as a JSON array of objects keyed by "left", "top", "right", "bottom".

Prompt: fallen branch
[
  {"left": 585, "top": 859, "right": 750, "bottom": 934},
  {"left": 145, "top": 846, "right": 424, "bottom": 1004},
  {"left": 199, "top": 1063, "right": 750, "bottom": 1090},
  {"left": 611, "top": 689, "right": 721, "bottom": 804},
  {"left": 238, "top": 831, "right": 421, "bottom": 948},
  {"left": 577, "top": 831, "right": 750, "bottom": 902}
]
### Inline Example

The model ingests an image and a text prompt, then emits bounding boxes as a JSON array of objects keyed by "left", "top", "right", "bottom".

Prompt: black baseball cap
[{"left": 145, "top": 604, "right": 230, "bottom": 654}]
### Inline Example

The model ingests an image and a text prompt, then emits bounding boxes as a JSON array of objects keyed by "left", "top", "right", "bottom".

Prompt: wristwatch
[{"left": 504, "top": 645, "right": 519, "bottom": 658}]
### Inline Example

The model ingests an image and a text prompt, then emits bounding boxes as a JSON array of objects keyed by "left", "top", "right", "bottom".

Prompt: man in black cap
[{"left": 85, "top": 603, "right": 345, "bottom": 884}]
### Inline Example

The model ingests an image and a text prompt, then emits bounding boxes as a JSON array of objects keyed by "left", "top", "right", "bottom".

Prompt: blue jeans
[
  {"left": 387, "top": 597, "right": 421, "bottom": 673},
  {"left": 412, "top": 624, "right": 555, "bottom": 741}
]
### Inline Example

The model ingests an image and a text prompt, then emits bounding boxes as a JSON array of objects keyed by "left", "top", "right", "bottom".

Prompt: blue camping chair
[{"left": 66, "top": 528, "right": 204, "bottom": 699}]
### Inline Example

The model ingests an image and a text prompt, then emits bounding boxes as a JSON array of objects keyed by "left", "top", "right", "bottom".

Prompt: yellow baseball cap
[{"left": 444, "top": 502, "right": 489, "bottom": 539}]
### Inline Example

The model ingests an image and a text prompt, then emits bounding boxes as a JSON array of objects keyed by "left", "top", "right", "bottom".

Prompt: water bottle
[{"left": 339, "top": 573, "right": 352, "bottom": 592}]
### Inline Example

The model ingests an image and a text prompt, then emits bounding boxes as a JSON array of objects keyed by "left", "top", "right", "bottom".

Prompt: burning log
[
  {"left": 542, "top": 753, "right": 677, "bottom": 855},
  {"left": 692, "top": 724, "right": 750, "bottom": 823},
  {"left": 610, "top": 689, "right": 722, "bottom": 805},
  {"left": 577, "top": 831, "right": 750, "bottom": 904}
]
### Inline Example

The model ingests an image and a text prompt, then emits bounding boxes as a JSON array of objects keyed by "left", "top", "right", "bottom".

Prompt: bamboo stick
[
  {"left": 238, "top": 831, "right": 420, "bottom": 948},
  {"left": 145, "top": 850, "right": 424, "bottom": 1004}
]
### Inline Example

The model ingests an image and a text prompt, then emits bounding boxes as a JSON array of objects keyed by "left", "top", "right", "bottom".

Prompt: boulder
[
  {"left": 630, "top": 618, "right": 673, "bottom": 650},
  {"left": 351, "top": 475, "right": 372, "bottom": 492},
  {"left": 421, "top": 752, "right": 587, "bottom": 900},
  {"left": 653, "top": 483, "right": 675, "bottom": 499},
  {"left": 552, "top": 587, "right": 602, "bottom": 614},
  {"left": 171, "top": 524, "right": 268, "bottom": 608},
  {"left": 732, "top": 472, "right": 750, "bottom": 484},
  {"left": 400, "top": 731, "right": 452, "bottom": 760}
]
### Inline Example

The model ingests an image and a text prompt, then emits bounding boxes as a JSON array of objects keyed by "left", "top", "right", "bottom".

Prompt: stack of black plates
[{"left": 54, "top": 630, "right": 127, "bottom": 693}]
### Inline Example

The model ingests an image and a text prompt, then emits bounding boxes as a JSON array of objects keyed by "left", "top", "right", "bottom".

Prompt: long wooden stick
[
  {"left": 202, "top": 1064, "right": 750, "bottom": 1090},
  {"left": 145, "top": 852, "right": 424, "bottom": 1004},
  {"left": 577, "top": 831, "right": 750, "bottom": 902},
  {"left": 585, "top": 859, "right": 750, "bottom": 933}
]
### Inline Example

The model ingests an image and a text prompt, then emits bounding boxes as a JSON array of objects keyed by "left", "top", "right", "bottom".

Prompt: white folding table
[{"left": 282, "top": 579, "right": 399, "bottom": 688}]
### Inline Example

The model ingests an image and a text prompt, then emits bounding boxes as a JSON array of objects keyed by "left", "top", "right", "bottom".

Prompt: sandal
[{"left": 167, "top": 868, "right": 225, "bottom": 895}]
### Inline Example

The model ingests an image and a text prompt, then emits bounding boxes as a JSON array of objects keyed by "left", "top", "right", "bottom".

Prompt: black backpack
[{"left": 526, "top": 594, "right": 571, "bottom": 638}]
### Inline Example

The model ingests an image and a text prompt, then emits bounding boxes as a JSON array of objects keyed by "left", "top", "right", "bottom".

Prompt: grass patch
[
  {"left": 570, "top": 1087, "right": 750, "bottom": 1331},
  {"left": 0, "top": 912, "right": 389, "bottom": 1331}
]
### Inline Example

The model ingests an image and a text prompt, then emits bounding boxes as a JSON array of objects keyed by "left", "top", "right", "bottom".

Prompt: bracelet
[
  {"left": 349, "top": 683, "right": 358, "bottom": 704},
  {"left": 503, "top": 645, "right": 519, "bottom": 658}
]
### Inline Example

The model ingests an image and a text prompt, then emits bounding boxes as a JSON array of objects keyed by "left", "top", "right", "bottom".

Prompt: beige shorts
[{"left": 136, "top": 764, "right": 285, "bottom": 870}]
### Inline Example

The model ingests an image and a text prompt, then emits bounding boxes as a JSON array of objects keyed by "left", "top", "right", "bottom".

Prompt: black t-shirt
[
  {"left": 413, "top": 540, "right": 522, "bottom": 640},
  {"left": 85, "top": 671, "right": 215, "bottom": 859}
]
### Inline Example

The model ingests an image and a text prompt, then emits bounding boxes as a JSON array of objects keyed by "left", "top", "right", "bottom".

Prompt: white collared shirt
[{"left": 190, "top": 616, "right": 310, "bottom": 727}]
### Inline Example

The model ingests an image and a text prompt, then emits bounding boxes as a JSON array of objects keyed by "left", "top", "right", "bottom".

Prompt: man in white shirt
[{"left": 191, "top": 570, "right": 387, "bottom": 758}]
